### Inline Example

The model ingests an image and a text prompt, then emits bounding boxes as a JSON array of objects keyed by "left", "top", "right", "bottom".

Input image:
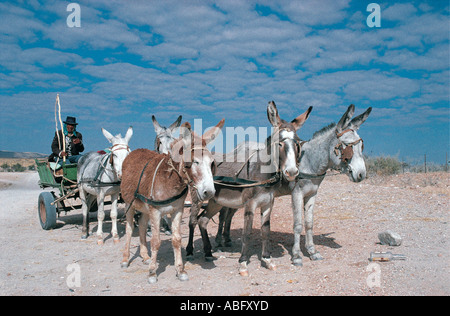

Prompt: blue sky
[{"left": 0, "top": 0, "right": 448, "bottom": 164}]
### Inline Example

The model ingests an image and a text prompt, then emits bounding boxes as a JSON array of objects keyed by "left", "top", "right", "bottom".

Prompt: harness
[
  {"left": 334, "top": 129, "right": 364, "bottom": 164},
  {"left": 212, "top": 128, "right": 301, "bottom": 188},
  {"left": 133, "top": 146, "right": 207, "bottom": 207},
  {"left": 79, "top": 144, "right": 130, "bottom": 187}
]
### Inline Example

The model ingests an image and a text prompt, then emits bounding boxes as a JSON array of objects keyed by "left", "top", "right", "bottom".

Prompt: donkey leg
[
  {"left": 148, "top": 210, "right": 161, "bottom": 284},
  {"left": 121, "top": 206, "right": 135, "bottom": 268},
  {"left": 186, "top": 196, "right": 201, "bottom": 258},
  {"left": 223, "top": 209, "right": 238, "bottom": 247},
  {"left": 215, "top": 208, "right": 227, "bottom": 248},
  {"left": 96, "top": 192, "right": 106, "bottom": 245},
  {"left": 261, "top": 201, "right": 276, "bottom": 271},
  {"left": 138, "top": 212, "right": 151, "bottom": 264},
  {"left": 291, "top": 186, "right": 304, "bottom": 266},
  {"left": 110, "top": 192, "right": 120, "bottom": 244},
  {"left": 198, "top": 201, "right": 222, "bottom": 261},
  {"left": 239, "top": 202, "right": 255, "bottom": 277},
  {"left": 79, "top": 188, "right": 90, "bottom": 240},
  {"left": 304, "top": 196, "right": 323, "bottom": 261},
  {"left": 172, "top": 209, "right": 188, "bottom": 281}
]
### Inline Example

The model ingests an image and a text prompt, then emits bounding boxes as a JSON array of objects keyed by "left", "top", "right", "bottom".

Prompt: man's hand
[
  {"left": 73, "top": 138, "right": 81, "bottom": 144},
  {"left": 60, "top": 151, "right": 68, "bottom": 157}
]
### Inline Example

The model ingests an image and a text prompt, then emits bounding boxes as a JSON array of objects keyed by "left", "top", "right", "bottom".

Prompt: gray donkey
[
  {"left": 187, "top": 101, "right": 312, "bottom": 276},
  {"left": 152, "top": 115, "right": 182, "bottom": 234},
  {"left": 216, "top": 105, "right": 372, "bottom": 268},
  {"left": 78, "top": 127, "right": 133, "bottom": 244},
  {"left": 152, "top": 115, "right": 182, "bottom": 155}
]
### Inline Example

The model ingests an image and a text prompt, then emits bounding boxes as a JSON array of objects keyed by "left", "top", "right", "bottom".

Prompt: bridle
[
  {"left": 273, "top": 128, "right": 303, "bottom": 171},
  {"left": 108, "top": 144, "right": 131, "bottom": 167},
  {"left": 334, "top": 129, "right": 364, "bottom": 164}
]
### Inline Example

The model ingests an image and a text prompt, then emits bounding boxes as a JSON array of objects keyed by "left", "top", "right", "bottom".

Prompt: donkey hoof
[
  {"left": 148, "top": 276, "right": 158, "bottom": 284},
  {"left": 310, "top": 252, "right": 324, "bottom": 261},
  {"left": 120, "top": 261, "right": 129, "bottom": 269},
  {"left": 97, "top": 239, "right": 104, "bottom": 246},
  {"left": 261, "top": 258, "right": 277, "bottom": 271},
  {"left": 239, "top": 262, "right": 249, "bottom": 277},
  {"left": 177, "top": 272, "right": 189, "bottom": 282},
  {"left": 81, "top": 234, "right": 88, "bottom": 240},
  {"left": 113, "top": 237, "right": 120, "bottom": 244},
  {"left": 293, "top": 258, "right": 303, "bottom": 267}
]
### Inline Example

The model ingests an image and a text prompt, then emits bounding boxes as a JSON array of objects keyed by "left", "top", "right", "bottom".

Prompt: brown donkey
[{"left": 120, "top": 119, "right": 225, "bottom": 283}]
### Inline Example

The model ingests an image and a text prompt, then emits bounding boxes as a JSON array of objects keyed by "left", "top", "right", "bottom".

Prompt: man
[{"left": 50, "top": 116, "right": 84, "bottom": 164}]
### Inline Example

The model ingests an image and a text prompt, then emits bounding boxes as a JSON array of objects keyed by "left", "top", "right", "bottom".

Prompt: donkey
[
  {"left": 77, "top": 127, "right": 133, "bottom": 245},
  {"left": 289, "top": 104, "right": 372, "bottom": 266},
  {"left": 187, "top": 101, "right": 312, "bottom": 276},
  {"left": 120, "top": 119, "right": 225, "bottom": 283},
  {"left": 216, "top": 105, "right": 372, "bottom": 267},
  {"left": 152, "top": 115, "right": 182, "bottom": 234},
  {"left": 152, "top": 115, "right": 182, "bottom": 154}
]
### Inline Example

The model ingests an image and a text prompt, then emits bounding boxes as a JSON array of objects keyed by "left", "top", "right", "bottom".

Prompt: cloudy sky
[{"left": 0, "top": 0, "right": 448, "bottom": 163}]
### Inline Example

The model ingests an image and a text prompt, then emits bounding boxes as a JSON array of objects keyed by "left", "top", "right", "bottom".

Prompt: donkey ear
[
  {"left": 168, "top": 115, "right": 182, "bottom": 131},
  {"left": 203, "top": 118, "right": 225, "bottom": 145},
  {"left": 267, "top": 101, "right": 282, "bottom": 127},
  {"left": 347, "top": 107, "right": 372, "bottom": 131},
  {"left": 124, "top": 126, "right": 133, "bottom": 143},
  {"left": 180, "top": 122, "right": 192, "bottom": 140},
  {"left": 336, "top": 104, "right": 355, "bottom": 133},
  {"left": 291, "top": 106, "right": 313, "bottom": 131},
  {"left": 102, "top": 128, "right": 114, "bottom": 143},
  {"left": 152, "top": 115, "right": 163, "bottom": 134}
]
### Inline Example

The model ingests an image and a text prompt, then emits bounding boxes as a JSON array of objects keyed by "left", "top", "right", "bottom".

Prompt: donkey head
[
  {"left": 267, "top": 101, "right": 313, "bottom": 181},
  {"left": 102, "top": 126, "right": 133, "bottom": 180},
  {"left": 152, "top": 115, "right": 182, "bottom": 154},
  {"left": 333, "top": 105, "right": 372, "bottom": 182},
  {"left": 171, "top": 119, "right": 225, "bottom": 201}
]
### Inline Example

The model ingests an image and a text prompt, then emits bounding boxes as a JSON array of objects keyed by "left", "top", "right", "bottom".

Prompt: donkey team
[{"left": 76, "top": 101, "right": 371, "bottom": 283}]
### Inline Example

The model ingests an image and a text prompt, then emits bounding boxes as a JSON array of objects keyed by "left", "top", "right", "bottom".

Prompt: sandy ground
[{"left": 0, "top": 171, "right": 448, "bottom": 296}]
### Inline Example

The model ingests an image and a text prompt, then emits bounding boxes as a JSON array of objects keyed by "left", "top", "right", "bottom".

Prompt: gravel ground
[{"left": 0, "top": 171, "right": 448, "bottom": 296}]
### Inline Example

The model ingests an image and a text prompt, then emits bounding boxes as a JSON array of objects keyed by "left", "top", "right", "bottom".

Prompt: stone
[{"left": 378, "top": 231, "right": 402, "bottom": 246}]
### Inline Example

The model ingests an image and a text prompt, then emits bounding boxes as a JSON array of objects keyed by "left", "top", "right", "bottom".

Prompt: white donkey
[{"left": 78, "top": 127, "right": 133, "bottom": 245}]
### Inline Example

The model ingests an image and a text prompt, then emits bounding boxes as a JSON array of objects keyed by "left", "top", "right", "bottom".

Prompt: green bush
[
  {"left": 366, "top": 155, "right": 402, "bottom": 176},
  {"left": 11, "top": 163, "right": 26, "bottom": 172}
]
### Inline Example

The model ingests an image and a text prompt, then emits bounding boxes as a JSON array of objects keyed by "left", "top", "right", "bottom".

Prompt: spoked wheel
[{"left": 38, "top": 192, "right": 57, "bottom": 230}]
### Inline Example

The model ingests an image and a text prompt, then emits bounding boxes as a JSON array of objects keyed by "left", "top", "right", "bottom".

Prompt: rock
[{"left": 378, "top": 231, "right": 402, "bottom": 246}]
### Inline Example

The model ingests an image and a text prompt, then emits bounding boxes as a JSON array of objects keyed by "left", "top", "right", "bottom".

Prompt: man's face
[{"left": 67, "top": 124, "right": 75, "bottom": 133}]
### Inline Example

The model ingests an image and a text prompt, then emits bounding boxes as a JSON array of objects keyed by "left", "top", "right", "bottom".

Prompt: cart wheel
[{"left": 38, "top": 192, "right": 57, "bottom": 230}]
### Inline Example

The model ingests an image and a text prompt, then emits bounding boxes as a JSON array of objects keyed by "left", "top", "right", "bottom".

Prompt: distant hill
[{"left": 0, "top": 151, "right": 47, "bottom": 159}]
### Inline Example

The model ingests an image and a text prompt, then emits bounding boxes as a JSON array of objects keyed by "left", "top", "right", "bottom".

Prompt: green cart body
[{"left": 35, "top": 158, "right": 99, "bottom": 230}]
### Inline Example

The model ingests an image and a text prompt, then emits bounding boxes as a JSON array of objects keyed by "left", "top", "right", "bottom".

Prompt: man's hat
[{"left": 63, "top": 116, "right": 78, "bottom": 126}]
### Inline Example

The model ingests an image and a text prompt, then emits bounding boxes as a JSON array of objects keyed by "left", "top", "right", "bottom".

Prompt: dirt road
[{"left": 0, "top": 172, "right": 448, "bottom": 296}]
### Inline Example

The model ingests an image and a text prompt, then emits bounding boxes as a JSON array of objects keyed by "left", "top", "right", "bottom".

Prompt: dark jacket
[{"left": 49, "top": 130, "right": 84, "bottom": 161}]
